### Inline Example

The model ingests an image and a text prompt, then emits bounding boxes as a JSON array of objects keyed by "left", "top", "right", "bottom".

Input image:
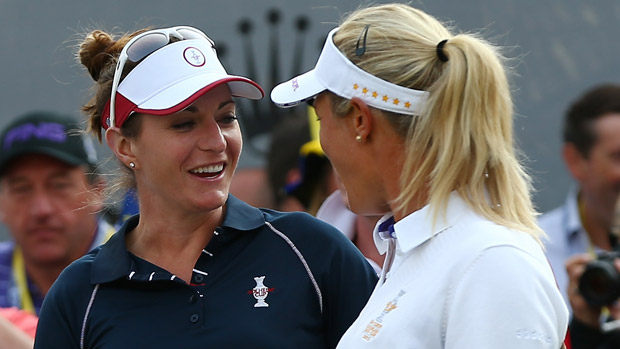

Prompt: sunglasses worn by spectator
[{"left": 108, "top": 26, "right": 215, "bottom": 128}]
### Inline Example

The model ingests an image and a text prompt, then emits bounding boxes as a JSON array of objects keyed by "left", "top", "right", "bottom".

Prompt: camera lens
[{"left": 579, "top": 260, "right": 620, "bottom": 306}]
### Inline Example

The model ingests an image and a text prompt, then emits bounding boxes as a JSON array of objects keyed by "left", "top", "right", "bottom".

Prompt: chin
[
  {"left": 31, "top": 249, "right": 68, "bottom": 264},
  {"left": 194, "top": 191, "right": 229, "bottom": 211}
]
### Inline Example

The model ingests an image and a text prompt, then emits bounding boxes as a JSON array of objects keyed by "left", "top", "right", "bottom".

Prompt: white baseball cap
[
  {"left": 102, "top": 37, "right": 264, "bottom": 129},
  {"left": 271, "top": 27, "right": 428, "bottom": 116}
]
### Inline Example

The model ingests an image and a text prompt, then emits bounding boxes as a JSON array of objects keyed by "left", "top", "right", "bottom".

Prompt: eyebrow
[
  {"left": 182, "top": 100, "right": 235, "bottom": 113},
  {"left": 4, "top": 170, "right": 73, "bottom": 186}
]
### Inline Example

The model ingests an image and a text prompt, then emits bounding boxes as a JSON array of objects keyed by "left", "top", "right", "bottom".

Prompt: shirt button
[
  {"left": 190, "top": 314, "right": 199, "bottom": 323},
  {"left": 189, "top": 294, "right": 197, "bottom": 304},
  {"left": 194, "top": 274, "right": 204, "bottom": 283}
]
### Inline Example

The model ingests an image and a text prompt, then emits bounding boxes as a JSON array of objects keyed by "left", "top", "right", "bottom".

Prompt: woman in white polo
[{"left": 272, "top": 3, "right": 568, "bottom": 348}]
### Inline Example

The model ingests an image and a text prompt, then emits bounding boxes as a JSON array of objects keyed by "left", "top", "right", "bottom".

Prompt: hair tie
[{"left": 436, "top": 39, "right": 449, "bottom": 62}]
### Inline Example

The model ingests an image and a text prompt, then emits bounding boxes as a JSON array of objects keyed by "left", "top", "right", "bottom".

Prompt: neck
[
  {"left": 127, "top": 205, "right": 222, "bottom": 282},
  {"left": 353, "top": 215, "right": 385, "bottom": 268},
  {"left": 371, "top": 127, "right": 427, "bottom": 221},
  {"left": 374, "top": 138, "right": 409, "bottom": 219}
]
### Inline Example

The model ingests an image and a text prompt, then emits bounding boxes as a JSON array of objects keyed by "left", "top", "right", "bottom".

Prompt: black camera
[{"left": 579, "top": 250, "right": 620, "bottom": 306}]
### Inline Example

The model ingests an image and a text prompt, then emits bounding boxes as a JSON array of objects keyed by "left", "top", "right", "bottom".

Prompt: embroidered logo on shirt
[
  {"left": 516, "top": 329, "right": 552, "bottom": 345},
  {"left": 249, "top": 276, "right": 273, "bottom": 307},
  {"left": 362, "top": 290, "right": 406, "bottom": 342}
]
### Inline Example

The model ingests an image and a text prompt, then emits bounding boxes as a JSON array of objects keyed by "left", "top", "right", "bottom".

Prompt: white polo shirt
[{"left": 337, "top": 193, "right": 568, "bottom": 348}]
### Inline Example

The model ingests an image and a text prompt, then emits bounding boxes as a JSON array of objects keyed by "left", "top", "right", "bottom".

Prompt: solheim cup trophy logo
[{"left": 252, "top": 276, "right": 269, "bottom": 307}]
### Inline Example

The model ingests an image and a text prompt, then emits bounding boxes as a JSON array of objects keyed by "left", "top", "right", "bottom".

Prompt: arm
[
  {"left": 0, "top": 312, "right": 34, "bottom": 349},
  {"left": 445, "top": 246, "right": 568, "bottom": 348}
]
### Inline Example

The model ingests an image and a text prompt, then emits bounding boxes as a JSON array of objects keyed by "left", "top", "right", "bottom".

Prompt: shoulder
[
  {"left": 258, "top": 208, "right": 376, "bottom": 276},
  {"left": 260, "top": 209, "right": 351, "bottom": 245},
  {"left": 48, "top": 250, "right": 98, "bottom": 300},
  {"left": 436, "top": 215, "right": 559, "bottom": 301},
  {"left": 37, "top": 250, "right": 100, "bottom": 338},
  {"left": 446, "top": 243, "right": 568, "bottom": 347},
  {"left": 445, "top": 213, "right": 562, "bottom": 296},
  {"left": 447, "top": 213, "right": 548, "bottom": 267}
]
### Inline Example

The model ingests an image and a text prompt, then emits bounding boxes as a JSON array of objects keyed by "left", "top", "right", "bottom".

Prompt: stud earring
[
  {"left": 129, "top": 162, "right": 136, "bottom": 169},
  {"left": 356, "top": 135, "right": 362, "bottom": 143}
]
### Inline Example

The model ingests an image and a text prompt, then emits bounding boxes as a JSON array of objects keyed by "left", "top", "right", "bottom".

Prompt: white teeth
[{"left": 190, "top": 164, "right": 224, "bottom": 174}]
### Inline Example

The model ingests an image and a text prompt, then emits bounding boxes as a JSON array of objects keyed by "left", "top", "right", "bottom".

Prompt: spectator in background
[
  {"left": 275, "top": 108, "right": 339, "bottom": 216},
  {"left": 284, "top": 137, "right": 338, "bottom": 215},
  {"left": 267, "top": 111, "right": 314, "bottom": 212},
  {"left": 538, "top": 84, "right": 620, "bottom": 347},
  {"left": 0, "top": 111, "right": 114, "bottom": 344}
]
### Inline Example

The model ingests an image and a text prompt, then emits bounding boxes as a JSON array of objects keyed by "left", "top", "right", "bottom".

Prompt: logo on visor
[
  {"left": 183, "top": 47, "right": 206, "bottom": 67},
  {"left": 292, "top": 78, "right": 299, "bottom": 91}
]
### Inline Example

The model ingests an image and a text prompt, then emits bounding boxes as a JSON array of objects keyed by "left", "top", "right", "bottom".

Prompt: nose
[
  {"left": 29, "top": 190, "right": 55, "bottom": 219},
  {"left": 197, "top": 120, "right": 226, "bottom": 153}
]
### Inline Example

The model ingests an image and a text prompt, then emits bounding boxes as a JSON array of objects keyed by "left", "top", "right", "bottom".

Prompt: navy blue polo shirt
[{"left": 34, "top": 195, "right": 378, "bottom": 349}]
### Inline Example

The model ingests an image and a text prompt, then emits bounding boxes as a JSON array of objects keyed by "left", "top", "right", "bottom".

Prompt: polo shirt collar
[
  {"left": 90, "top": 194, "right": 265, "bottom": 284},
  {"left": 374, "top": 192, "right": 466, "bottom": 254},
  {"left": 220, "top": 194, "right": 266, "bottom": 230}
]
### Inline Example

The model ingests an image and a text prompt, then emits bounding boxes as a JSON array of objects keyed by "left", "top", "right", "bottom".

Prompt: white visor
[
  {"left": 271, "top": 27, "right": 429, "bottom": 116},
  {"left": 103, "top": 38, "right": 264, "bottom": 128}
]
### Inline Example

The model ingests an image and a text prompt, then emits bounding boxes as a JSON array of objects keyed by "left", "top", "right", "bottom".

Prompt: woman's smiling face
[{"left": 129, "top": 84, "right": 242, "bottom": 213}]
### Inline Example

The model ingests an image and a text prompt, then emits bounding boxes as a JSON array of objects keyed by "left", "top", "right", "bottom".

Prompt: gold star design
[
  {"left": 372, "top": 91, "right": 378, "bottom": 98},
  {"left": 404, "top": 101, "right": 411, "bottom": 108},
  {"left": 353, "top": 83, "right": 359, "bottom": 90},
  {"left": 362, "top": 87, "right": 368, "bottom": 94},
  {"left": 382, "top": 95, "right": 389, "bottom": 102},
  {"left": 393, "top": 98, "right": 400, "bottom": 105}
]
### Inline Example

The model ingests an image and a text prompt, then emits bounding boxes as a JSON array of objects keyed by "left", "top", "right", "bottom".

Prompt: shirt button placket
[{"left": 190, "top": 313, "right": 200, "bottom": 324}]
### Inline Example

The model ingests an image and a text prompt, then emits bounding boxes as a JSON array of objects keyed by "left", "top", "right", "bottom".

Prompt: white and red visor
[{"left": 102, "top": 39, "right": 264, "bottom": 129}]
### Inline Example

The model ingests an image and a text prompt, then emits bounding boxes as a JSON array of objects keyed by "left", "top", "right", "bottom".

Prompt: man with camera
[{"left": 539, "top": 84, "right": 620, "bottom": 347}]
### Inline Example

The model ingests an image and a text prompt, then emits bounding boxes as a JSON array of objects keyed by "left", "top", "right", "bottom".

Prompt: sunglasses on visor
[{"left": 108, "top": 26, "right": 215, "bottom": 128}]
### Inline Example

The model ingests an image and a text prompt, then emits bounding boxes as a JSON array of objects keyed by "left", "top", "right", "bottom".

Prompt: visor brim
[{"left": 270, "top": 69, "right": 325, "bottom": 108}]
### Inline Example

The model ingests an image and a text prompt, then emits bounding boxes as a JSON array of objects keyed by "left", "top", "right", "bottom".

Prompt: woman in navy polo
[{"left": 33, "top": 26, "right": 377, "bottom": 348}]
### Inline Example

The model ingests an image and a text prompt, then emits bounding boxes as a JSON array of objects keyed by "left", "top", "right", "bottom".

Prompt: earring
[
  {"left": 129, "top": 162, "right": 136, "bottom": 169},
  {"left": 355, "top": 135, "right": 362, "bottom": 143}
]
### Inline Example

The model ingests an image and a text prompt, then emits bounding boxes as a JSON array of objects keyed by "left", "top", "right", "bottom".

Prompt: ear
[
  {"left": 349, "top": 97, "right": 374, "bottom": 141},
  {"left": 562, "top": 143, "right": 588, "bottom": 182},
  {"left": 105, "top": 127, "right": 137, "bottom": 169}
]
